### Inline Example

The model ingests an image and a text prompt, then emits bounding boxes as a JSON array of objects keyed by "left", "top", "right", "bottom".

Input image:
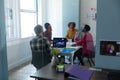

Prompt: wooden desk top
[
  {"left": 30, "top": 63, "right": 70, "bottom": 80},
  {"left": 30, "top": 63, "right": 108, "bottom": 80}
]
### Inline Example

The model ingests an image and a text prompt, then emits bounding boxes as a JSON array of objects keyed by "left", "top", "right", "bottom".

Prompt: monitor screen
[
  {"left": 100, "top": 40, "right": 120, "bottom": 56},
  {"left": 53, "top": 38, "right": 66, "bottom": 48}
]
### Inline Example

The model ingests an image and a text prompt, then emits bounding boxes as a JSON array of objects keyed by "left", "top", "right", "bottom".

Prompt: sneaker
[{"left": 65, "top": 59, "right": 71, "bottom": 64}]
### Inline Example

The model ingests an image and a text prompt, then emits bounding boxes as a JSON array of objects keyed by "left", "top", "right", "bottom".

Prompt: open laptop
[{"left": 53, "top": 37, "right": 66, "bottom": 48}]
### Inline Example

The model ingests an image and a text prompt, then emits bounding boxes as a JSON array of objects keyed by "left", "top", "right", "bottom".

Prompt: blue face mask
[{"left": 81, "top": 29, "right": 84, "bottom": 32}]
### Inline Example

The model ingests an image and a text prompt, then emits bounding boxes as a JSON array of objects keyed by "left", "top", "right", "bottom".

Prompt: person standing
[{"left": 44, "top": 23, "right": 52, "bottom": 42}]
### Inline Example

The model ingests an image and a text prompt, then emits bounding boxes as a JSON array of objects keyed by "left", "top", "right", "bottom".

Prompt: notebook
[
  {"left": 60, "top": 48, "right": 76, "bottom": 53},
  {"left": 65, "top": 64, "right": 93, "bottom": 80}
]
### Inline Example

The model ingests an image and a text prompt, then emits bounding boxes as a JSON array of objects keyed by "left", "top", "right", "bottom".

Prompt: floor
[
  {"left": 9, "top": 62, "right": 36, "bottom": 80},
  {"left": 9, "top": 58, "right": 95, "bottom": 80}
]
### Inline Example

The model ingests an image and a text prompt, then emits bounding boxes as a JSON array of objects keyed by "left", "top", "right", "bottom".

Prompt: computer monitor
[
  {"left": 100, "top": 40, "right": 120, "bottom": 56},
  {"left": 53, "top": 38, "right": 66, "bottom": 48}
]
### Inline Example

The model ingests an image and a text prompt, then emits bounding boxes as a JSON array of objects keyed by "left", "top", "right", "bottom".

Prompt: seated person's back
[{"left": 30, "top": 25, "right": 51, "bottom": 70}]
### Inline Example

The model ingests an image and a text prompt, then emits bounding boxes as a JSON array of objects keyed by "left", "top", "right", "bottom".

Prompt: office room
[{"left": 1, "top": 0, "right": 120, "bottom": 80}]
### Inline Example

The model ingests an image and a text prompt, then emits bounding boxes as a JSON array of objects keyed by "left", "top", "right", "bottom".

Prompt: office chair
[
  {"left": 82, "top": 46, "right": 95, "bottom": 67},
  {"left": 31, "top": 50, "right": 51, "bottom": 70},
  {"left": 82, "top": 52, "right": 95, "bottom": 67}
]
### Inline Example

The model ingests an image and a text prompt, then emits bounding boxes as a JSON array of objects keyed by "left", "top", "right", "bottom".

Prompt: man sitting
[{"left": 30, "top": 24, "right": 51, "bottom": 70}]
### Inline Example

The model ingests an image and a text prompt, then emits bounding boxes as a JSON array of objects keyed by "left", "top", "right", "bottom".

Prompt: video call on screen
[
  {"left": 53, "top": 38, "right": 66, "bottom": 48},
  {"left": 100, "top": 41, "right": 120, "bottom": 56}
]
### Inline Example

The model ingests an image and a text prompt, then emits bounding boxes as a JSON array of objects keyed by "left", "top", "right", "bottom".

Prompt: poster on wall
[{"left": 88, "top": 8, "right": 96, "bottom": 21}]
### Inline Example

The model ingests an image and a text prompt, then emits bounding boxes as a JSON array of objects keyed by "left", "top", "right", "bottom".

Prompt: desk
[
  {"left": 30, "top": 63, "right": 108, "bottom": 80},
  {"left": 57, "top": 42, "right": 82, "bottom": 64}
]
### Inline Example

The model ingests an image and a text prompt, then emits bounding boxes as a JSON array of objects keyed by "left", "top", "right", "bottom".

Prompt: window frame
[{"left": 5, "top": 0, "right": 38, "bottom": 41}]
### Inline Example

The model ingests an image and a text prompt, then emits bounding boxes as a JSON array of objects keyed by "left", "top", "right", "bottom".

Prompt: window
[
  {"left": 20, "top": 0, "right": 37, "bottom": 38},
  {"left": 5, "top": 0, "right": 38, "bottom": 40},
  {"left": 5, "top": 0, "right": 19, "bottom": 40},
  {"left": 20, "top": 12, "right": 36, "bottom": 38}
]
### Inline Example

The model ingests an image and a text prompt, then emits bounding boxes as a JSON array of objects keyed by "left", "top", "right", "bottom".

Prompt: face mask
[{"left": 81, "top": 29, "right": 84, "bottom": 32}]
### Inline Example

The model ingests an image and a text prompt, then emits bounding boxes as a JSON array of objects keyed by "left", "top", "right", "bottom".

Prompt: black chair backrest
[{"left": 31, "top": 50, "right": 51, "bottom": 70}]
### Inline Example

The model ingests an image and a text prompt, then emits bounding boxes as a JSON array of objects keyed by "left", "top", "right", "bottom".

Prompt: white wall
[
  {"left": 41, "top": 0, "right": 48, "bottom": 24},
  {"left": 7, "top": 38, "right": 32, "bottom": 71},
  {"left": 80, "top": 0, "right": 97, "bottom": 44},
  {"left": 47, "top": 0, "right": 62, "bottom": 38},
  {"left": 41, "top": 0, "right": 62, "bottom": 38},
  {"left": 80, "top": 0, "right": 89, "bottom": 27},
  {"left": 62, "top": 0, "right": 80, "bottom": 37}
]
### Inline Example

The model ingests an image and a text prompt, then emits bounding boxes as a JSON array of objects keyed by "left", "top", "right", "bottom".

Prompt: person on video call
[
  {"left": 73, "top": 24, "right": 94, "bottom": 65},
  {"left": 106, "top": 44, "right": 116, "bottom": 55},
  {"left": 65, "top": 22, "right": 78, "bottom": 42},
  {"left": 30, "top": 24, "right": 51, "bottom": 70},
  {"left": 44, "top": 23, "right": 52, "bottom": 42}
]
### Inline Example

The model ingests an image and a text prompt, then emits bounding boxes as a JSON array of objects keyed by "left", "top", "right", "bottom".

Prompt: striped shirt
[{"left": 30, "top": 36, "right": 51, "bottom": 53}]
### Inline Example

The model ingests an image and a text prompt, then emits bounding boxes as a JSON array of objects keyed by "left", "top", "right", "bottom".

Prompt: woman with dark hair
[
  {"left": 44, "top": 23, "right": 52, "bottom": 42},
  {"left": 65, "top": 22, "right": 78, "bottom": 42},
  {"left": 73, "top": 24, "right": 94, "bottom": 65}
]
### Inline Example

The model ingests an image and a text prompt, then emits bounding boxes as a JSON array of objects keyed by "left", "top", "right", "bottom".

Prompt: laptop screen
[{"left": 53, "top": 38, "right": 66, "bottom": 48}]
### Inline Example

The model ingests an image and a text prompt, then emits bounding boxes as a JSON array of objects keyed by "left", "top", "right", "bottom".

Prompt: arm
[
  {"left": 46, "top": 39, "right": 51, "bottom": 53},
  {"left": 65, "top": 30, "right": 69, "bottom": 39},
  {"left": 75, "top": 33, "right": 86, "bottom": 46}
]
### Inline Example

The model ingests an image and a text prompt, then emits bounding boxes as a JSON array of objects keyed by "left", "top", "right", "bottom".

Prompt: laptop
[{"left": 53, "top": 37, "right": 66, "bottom": 48}]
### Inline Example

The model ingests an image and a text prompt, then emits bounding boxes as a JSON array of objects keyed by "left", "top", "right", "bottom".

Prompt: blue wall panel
[
  {"left": 0, "top": 0, "right": 8, "bottom": 79},
  {"left": 95, "top": 0, "right": 120, "bottom": 70},
  {"left": 62, "top": 0, "right": 80, "bottom": 37}
]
